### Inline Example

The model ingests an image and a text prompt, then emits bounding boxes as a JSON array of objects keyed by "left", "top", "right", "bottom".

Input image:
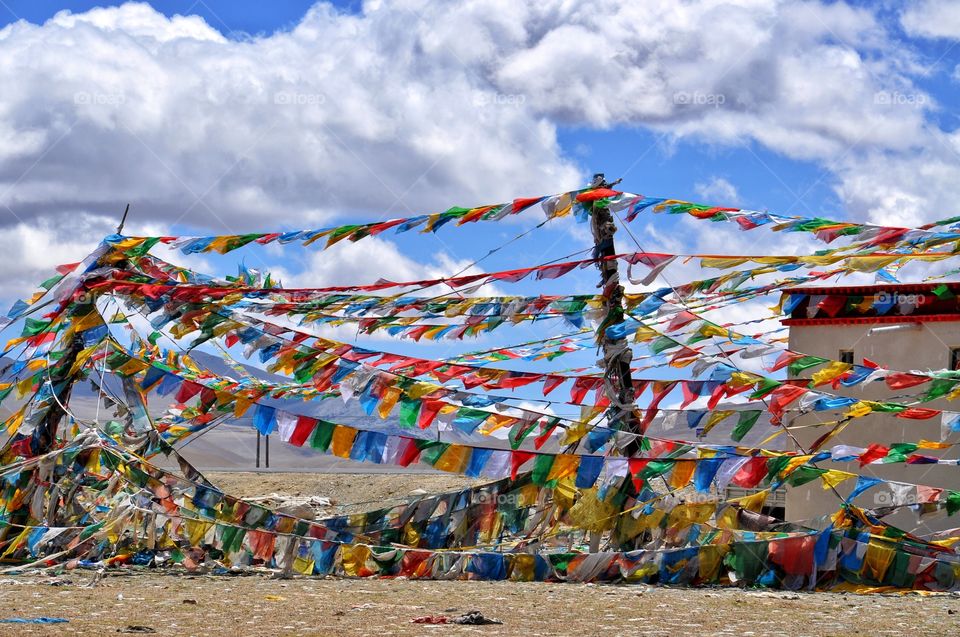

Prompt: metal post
[
  {"left": 256, "top": 431, "right": 261, "bottom": 468},
  {"left": 265, "top": 434, "right": 270, "bottom": 469}
]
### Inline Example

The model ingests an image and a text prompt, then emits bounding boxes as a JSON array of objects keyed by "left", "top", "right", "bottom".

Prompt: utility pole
[{"left": 588, "top": 173, "right": 644, "bottom": 456}]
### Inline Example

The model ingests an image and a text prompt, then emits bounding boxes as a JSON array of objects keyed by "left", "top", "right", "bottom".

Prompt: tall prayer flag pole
[
  {"left": 588, "top": 173, "right": 644, "bottom": 456},
  {"left": 586, "top": 173, "right": 644, "bottom": 553}
]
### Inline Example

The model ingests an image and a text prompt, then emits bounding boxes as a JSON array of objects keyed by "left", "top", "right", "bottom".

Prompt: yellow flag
[
  {"left": 330, "top": 426, "right": 357, "bottom": 458},
  {"left": 433, "top": 445, "right": 470, "bottom": 474},
  {"left": 821, "top": 470, "right": 855, "bottom": 490},
  {"left": 729, "top": 488, "right": 769, "bottom": 513},
  {"left": 702, "top": 410, "right": 734, "bottom": 436},
  {"left": 668, "top": 459, "right": 696, "bottom": 489},
  {"left": 811, "top": 361, "right": 852, "bottom": 386},
  {"left": 340, "top": 544, "right": 372, "bottom": 577},
  {"left": 700, "top": 257, "right": 750, "bottom": 269},
  {"left": 845, "top": 401, "right": 874, "bottom": 418},
  {"left": 547, "top": 454, "right": 580, "bottom": 483},
  {"left": 377, "top": 385, "right": 401, "bottom": 419}
]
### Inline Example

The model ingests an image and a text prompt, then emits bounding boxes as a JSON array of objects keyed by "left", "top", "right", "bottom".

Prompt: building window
[
  {"left": 951, "top": 348, "right": 960, "bottom": 371},
  {"left": 839, "top": 350, "right": 854, "bottom": 364}
]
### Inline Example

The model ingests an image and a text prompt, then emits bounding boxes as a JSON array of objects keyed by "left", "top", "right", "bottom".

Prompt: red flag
[
  {"left": 512, "top": 196, "right": 543, "bottom": 212},
  {"left": 896, "top": 407, "right": 940, "bottom": 420},
  {"left": 885, "top": 373, "right": 929, "bottom": 390},
  {"left": 858, "top": 443, "right": 890, "bottom": 466},
  {"left": 510, "top": 451, "right": 535, "bottom": 479},
  {"left": 767, "top": 384, "right": 807, "bottom": 421},
  {"left": 289, "top": 416, "right": 316, "bottom": 447},
  {"left": 418, "top": 400, "right": 444, "bottom": 429},
  {"left": 731, "top": 457, "right": 768, "bottom": 488},
  {"left": 576, "top": 188, "right": 621, "bottom": 202}
]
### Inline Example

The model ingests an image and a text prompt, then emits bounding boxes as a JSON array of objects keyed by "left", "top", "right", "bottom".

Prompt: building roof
[
  {"left": 781, "top": 281, "right": 960, "bottom": 326},
  {"left": 787, "top": 281, "right": 960, "bottom": 296}
]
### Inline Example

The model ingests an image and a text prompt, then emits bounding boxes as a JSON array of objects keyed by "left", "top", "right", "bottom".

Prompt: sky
[
  {"left": 0, "top": 0, "right": 957, "bottom": 473},
  {"left": 0, "top": 0, "right": 957, "bottom": 319}
]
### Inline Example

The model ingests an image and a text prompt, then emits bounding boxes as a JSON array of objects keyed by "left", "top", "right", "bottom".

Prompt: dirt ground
[
  {"left": 0, "top": 472, "right": 957, "bottom": 636},
  {"left": 204, "top": 470, "right": 479, "bottom": 514},
  {"left": 0, "top": 573, "right": 958, "bottom": 637}
]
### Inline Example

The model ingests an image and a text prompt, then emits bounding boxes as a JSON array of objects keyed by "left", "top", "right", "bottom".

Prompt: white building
[{"left": 783, "top": 283, "right": 960, "bottom": 534}]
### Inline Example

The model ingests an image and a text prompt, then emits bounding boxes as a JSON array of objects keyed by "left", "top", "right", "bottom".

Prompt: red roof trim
[
  {"left": 782, "top": 314, "right": 960, "bottom": 327},
  {"left": 788, "top": 282, "right": 960, "bottom": 296}
]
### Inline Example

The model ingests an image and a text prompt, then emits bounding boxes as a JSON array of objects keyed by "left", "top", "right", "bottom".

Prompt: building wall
[{"left": 785, "top": 321, "right": 960, "bottom": 534}]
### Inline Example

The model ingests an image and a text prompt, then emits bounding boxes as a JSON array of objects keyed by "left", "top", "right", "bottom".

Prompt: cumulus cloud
[
  {"left": 0, "top": 213, "right": 115, "bottom": 299},
  {"left": 0, "top": 1, "right": 580, "bottom": 234},
  {"left": 488, "top": 0, "right": 928, "bottom": 160},
  {"left": 0, "top": 1, "right": 939, "bottom": 229},
  {"left": 268, "top": 236, "right": 503, "bottom": 300},
  {"left": 835, "top": 129, "right": 960, "bottom": 226},
  {"left": 901, "top": 0, "right": 960, "bottom": 40},
  {"left": 694, "top": 177, "right": 740, "bottom": 205},
  {"left": 0, "top": 0, "right": 956, "bottom": 300}
]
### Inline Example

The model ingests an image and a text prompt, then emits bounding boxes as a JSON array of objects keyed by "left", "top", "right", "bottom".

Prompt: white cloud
[
  {"left": 0, "top": 213, "right": 115, "bottom": 299},
  {"left": 0, "top": 1, "right": 938, "bottom": 235},
  {"left": 47, "top": 3, "right": 226, "bottom": 43},
  {"left": 835, "top": 129, "right": 960, "bottom": 227},
  {"left": 0, "top": 0, "right": 955, "bottom": 302},
  {"left": 281, "top": 235, "right": 504, "bottom": 297},
  {"left": 489, "top": 0, "right": 928, "bottom": 160},
  {"left": 901, "top": 0, "right": 960, "bottom": 40},
  {"left": 694, "top": 177, "right": 740, "bottom": 205},
  {"left": 0, "top": 1, "right": 580, "bottom": 235}
]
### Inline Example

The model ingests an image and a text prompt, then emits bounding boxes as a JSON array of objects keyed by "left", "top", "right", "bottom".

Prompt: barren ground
[{"left": 0, "top": 472, "right": 955, "bottom": 637}]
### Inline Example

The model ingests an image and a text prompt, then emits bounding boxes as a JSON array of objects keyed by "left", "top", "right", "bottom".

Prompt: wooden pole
[
  {"left": 587, "top": 173, "right": 642, "bottom": 553},
  {"left": 116, "top": 203, "right": 130, "bottom": 234},
  {"left": 32, "top": 336, "right": 85, "bottom": 453},
  {"left": 588, "top": 173, "right": 643, "bottom": 453},
  {"left": 6, "top": 319, "right": 86, "bottom": 540}
]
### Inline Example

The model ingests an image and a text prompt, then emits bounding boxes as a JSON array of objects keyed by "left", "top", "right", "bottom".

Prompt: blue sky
[
  {"left": 0, "top": 0, "right": 859, "bottom": 219},
  {"left": 0, "top": 2, "right": 938, "bottom": 218},
  {"left": 0, "top": 0, "right": 957, "bottom": 340},
  {"left": 0, "top": 0, "right": 325, "bottom": 34},
  {"left": 0, "top": 0, "right": 958, "bottom": 468}
]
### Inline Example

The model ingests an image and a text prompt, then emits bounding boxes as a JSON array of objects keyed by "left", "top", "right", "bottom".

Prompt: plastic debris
[
  {"left": 411, "top": 615, "right": 449, "bottom": 624},
  {"left": 452, "top": 611, "right": 503, "bottom": 625}
]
